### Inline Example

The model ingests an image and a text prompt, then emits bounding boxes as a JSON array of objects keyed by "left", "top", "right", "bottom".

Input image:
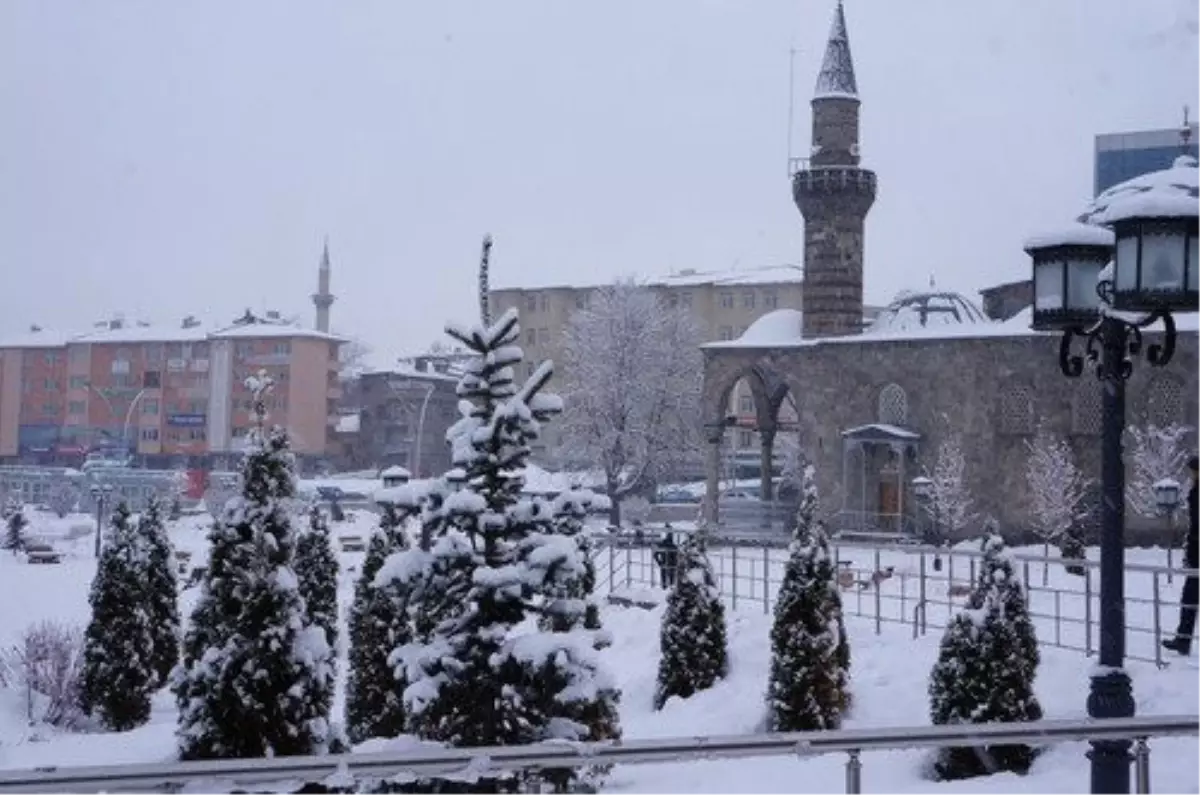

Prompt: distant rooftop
[{"left": 491, "top": 263, "right": 804, "bottom": 293}]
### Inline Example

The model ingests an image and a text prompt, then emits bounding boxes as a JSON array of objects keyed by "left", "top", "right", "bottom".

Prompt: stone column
[
  {"left": 702, "top": 426, "right": 724, "bottom": 528},
  {"left": 758, "top": 426, "right": 777, "bottom": 502}
]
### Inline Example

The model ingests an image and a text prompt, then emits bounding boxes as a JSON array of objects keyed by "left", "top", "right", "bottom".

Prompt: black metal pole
[
  {"left": 93, "top": 495, "right": 103, "bottom": 558},
  {"left": 1087, "top": 316, "right": 1135, "bottom": 794}
]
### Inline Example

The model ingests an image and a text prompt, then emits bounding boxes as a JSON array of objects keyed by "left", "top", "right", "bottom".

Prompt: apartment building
[
  {"left": 0, "top": 312, "right": 343, "bottom": 471},
  {"left": 489, "top": 264, "right": 875, "bottom": 465}
]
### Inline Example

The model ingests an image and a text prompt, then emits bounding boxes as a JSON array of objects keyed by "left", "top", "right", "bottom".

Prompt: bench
[
  {"left": 339, "top": 535, "right": 366, "bottom": 553},
  {"left": 25, "top": 543, "right": 62, "bottom": 565}
]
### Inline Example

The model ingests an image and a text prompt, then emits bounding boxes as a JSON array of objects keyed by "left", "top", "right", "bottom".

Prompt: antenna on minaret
[
  {"left": 786, "top": 45, "right": 798, "bottom": 178},
  {"left": 478, "top": 234, "right": 494, "bottom": 326},
  {"left": 1181, "top": 105, "right": 1193, "bottom": 154}
]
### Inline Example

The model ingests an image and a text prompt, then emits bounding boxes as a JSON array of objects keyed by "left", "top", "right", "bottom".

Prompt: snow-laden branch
[
  {"left": 1024, "top": 426, "right": 1092, "bottom": 543},
  {"left": 557, "top": 281, "right": 703, "bottom": 519}
]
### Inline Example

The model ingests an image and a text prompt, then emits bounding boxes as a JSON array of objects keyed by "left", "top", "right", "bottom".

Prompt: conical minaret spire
[
  {"left": 312, "top": 236, "right": 335, "bottom": 333},
  {"left": 814, "top": 1, "right": 858, "bottom": 98}
]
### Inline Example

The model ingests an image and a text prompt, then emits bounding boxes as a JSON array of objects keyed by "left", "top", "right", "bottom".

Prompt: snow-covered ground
[{"left": 0, "top": 509, "right": 1195, "bottom": 793}]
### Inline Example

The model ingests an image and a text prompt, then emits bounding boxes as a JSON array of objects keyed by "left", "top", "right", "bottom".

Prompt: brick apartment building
[{"left": 0, "top": 312, "right": 343, "bottom": 471}]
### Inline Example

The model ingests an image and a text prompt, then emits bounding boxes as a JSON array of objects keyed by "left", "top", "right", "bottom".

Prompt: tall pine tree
[
  {"left": 654, "top": 533, "right": 728, "bottom": 709},
  {"left": 173, "top": 371, "right": 336, "bottom": 760},
  {"left": 382, "top": 303, "right": 623, "bottom": 792},
  {"left": 344, "top": 494, "right": 419, "bottom": 744},
  {"left": 138, "top": 497, "right": 180, "bottom": 687},
  {"left": 296, "top": 504, "right": 340, "bottom": 654},
  {"left": 765, "top": 465, "right": 850, "bottom": 731},
  {"left": 81, "top": 502, "right": 157, "bottom": 731},
  {"left": 929, "top": 533, "right": 1042, "bottom": 780}
]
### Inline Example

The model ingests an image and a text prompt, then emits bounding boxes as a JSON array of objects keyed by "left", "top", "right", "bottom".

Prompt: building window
[
  {"left": 1071, "top": 386, "right": 1102, "bottom": 436},
  {"left": 111, "top": 359, "right": 130, "bottom": 375},
  {"left": 575, "top": 294, "right": 588, "bottom": 310},
  {"left": 998, "top": 383, "right": 1035, "bottom": 435},
  {"left": 1145, "top": 375, "right": 1183, "bottom": 427},
  {"left": 140, "top": 428, "right": 159, "bottom": 442},
  {"left": 69, "top": 345, "right": 88, "bottom": 363},
  {"left": 142, "top": 399, "right": 160, "bottom": 415},
  {"left": 719, "top": 291, "right": 734, "bottom": 309},
  {"left": 273, "top": 342, "right": 290, "bottom": 356},
  {"left": 69, "top": 375, "right": 88, "bottom": 390},
  {"left": 738, "top": 430, "right": 754, "bottom": 448},
  {"left": 738, "top": 395, "right": 754, "bottom": 414},
  {"left": 667, "top": 294, "right": 679, "bottom": 308},
  {"left": 68, "top": 400, "right": 85, "bottom": 415},
  {"left": 192, "top": 342, "right": 208, "bottom": 358},
  {"left": 43, "top": 351, "right": 59, "bottom": 366},
  {"left": 43, "top": 378, "right": 58, "bottom": 391},
  {"left": 145, "top": 343, "right": 164, "bottom": 363},
  {"left": 111, "top": 374, "right": 133, "bottom": 388},
  {"left": 189, "top": 399, "right": 206, "bottom": 414},
  {"left": 742, "top": 291, "right": 755, "bottom": 309},
  {"left": 877, "top": 383, "right": 909, "bottom": 426},
  {"left": 539, "top": 295, "right": 550, "bottom": 312},
  {"left": 718, "top": 326, "right": 734, "bottom": 341},
  {"left": 235, "top": 342, "right": 254, "bottom": 359},
  {"left": 41, "top": 402, "right": 57, "bottom": 416},
  {"left": 538, "top": 327, "right": 549, "bottom": 343},
  {"left": 764, "top": 291, "right": 779, "bottom": 309},
  {"left": 680, "top": 291, "right": 693, "bottom": 308},
  {"left": 188, "top": 428, "right": 206, "bottom": 441},
  {"left": 143, "top": 371, "right": 161, "bottom": 389},
  {"left": 525, "top": 295, "right": 537, "bottom": 312}
]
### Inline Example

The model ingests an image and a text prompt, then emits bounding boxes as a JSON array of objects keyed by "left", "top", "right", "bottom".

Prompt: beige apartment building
[{"left": 490, "top": 264, "right": 877, "bottom": 468}]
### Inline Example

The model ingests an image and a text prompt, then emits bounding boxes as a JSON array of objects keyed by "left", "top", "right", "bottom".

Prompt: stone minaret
[
  {"left": 312, "top": 238, "right": 335, "bottom": 333},
  {"left": 793, "top": 1, "right": 876, "bottom": 339}
]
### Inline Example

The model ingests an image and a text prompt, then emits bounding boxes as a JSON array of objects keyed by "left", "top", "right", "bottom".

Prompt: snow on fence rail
[
  {"left": 0, "top": 715, "right": 1192, "bottom": 794},
  {"left": 590, "top": 538, "right": 1199, "bottom": 667}
]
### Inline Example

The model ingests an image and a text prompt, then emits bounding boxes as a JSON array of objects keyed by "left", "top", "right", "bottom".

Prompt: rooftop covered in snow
[
  {"left": 0, "top": 311, "right": 344, "bottom": 349},
  {"left": 491, "top": 263, "right": 804, "bottom": 292}
]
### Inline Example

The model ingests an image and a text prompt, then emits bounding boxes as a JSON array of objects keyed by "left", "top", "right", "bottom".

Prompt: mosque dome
[
  {"left": 866, "top": 290, "right": 989, "bottom": 335},
  {"left": 736, "top": 309, "right": 804, "bottom": 344}
]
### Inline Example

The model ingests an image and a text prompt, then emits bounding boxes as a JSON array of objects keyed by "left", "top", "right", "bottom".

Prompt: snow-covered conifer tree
[
  {"left": 296, "top": 504, "right": 340, "bottom": 653},
  {"left": 80, "top": 502, "right": 156, "bottom": 731},
  {"left": 1024, "top": 425, "right": 1092, "bottom": 578},
  {"left": 138, "top": 497, "right": 180, "bottom": 687},
  {"left": 929, "top": 533, "right": 1042, "bottom": 780},
  {"left": 3, "top": 500, "right": 28, "bottom": 554},
  {"left": 345, "top": 493, "right": 420, "bottom": 743},
  {"left": 383, "top": 295, "right": 622, "bottom": 792},
  {"left": 654, "top": 533, "right": 728, "bottom": 709},
  {"left": 173, "top": 371, "right": 336, "bottom": 760},
  {"left": 765, "top": 465, "right": 850, "bottom": 731}
]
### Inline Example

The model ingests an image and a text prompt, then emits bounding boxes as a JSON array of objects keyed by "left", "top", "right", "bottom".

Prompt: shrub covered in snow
[
  {"left": 1, "top": 621, "right": 86, "bottom": 729},
  {"left": 139, "top": 497, "right": 180, "bottom": 687},
  {"left": 297, "top": 504, "right": 341, "bottom": 654},
  {"left": 47, "top": 479, "right": 78, "bottom": 519},
  {"left": 173, "top": 371, "right": 337, "bottom": 760},
  {"left": 654, "top": 533, "right": 728, "bottom": 709},
  {"left": 928, "top": 533, "right": 1042, "bottom": 780},
  {"left": 80, "top": 502, "right": 157, "bottom": 731},
  {"left": 765, "top": 465, "right": 849, "bottom": 731},
  {"left": 3, "top": 499, "right": 28, "bottom": 554},
  {"left": 345, "top": 496, "right": 419, "bottom": 744}
]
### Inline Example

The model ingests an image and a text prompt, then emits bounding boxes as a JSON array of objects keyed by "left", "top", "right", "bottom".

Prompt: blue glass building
[{"left": 1094, "top": 124, "right": 1199, "bottom": 196}]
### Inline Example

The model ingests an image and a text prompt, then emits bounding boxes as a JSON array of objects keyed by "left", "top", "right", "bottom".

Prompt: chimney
[
  {"left": 266, "top": 310, "right": 281, "bottom": 321},
  {"left": 181, "top": 315, "right": 199, "bottom": 329},
  {"left": 29, "top": 324, "right": 41, "bottom": 333},
  {"left": 108, "top": 318, "right": 123, "bottom": 330}
]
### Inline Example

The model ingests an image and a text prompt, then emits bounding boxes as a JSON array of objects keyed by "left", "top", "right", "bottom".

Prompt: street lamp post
[
  {"left": 1024, "top": 154, "right": 1198, "bottom": 794},
  {"left": 120, "top": 388, "right": 151, "bottom": 464},
  {"left": 89, "top": 482, "right": 114, "bottom": 558},
  {"left": 1154, "top": 478, "right": 1182, "bottom": 584},
  {"left": 413, "top": 383, "right": 436, "bottom": 478}
]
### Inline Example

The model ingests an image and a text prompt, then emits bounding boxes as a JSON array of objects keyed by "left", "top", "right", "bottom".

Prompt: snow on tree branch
[
  {"left": 1024, "top": 426, "right": 1092, "bottom": 543},
  {"left": 920, "top": 430, "right": 974, "bottom": 538},
  {"left": 1125, "top": 423, "right": 1194, "bottom": 518},
  {"left": 558, "top": 281, "right": 703, "bottom": 521}
]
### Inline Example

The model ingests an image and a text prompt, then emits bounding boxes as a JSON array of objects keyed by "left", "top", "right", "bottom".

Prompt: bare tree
[
  {"left": 1024, "top": 425, "right": 1093, "bottom": 581},
  {"left": 920, "top": 430, "right": 975, "bottom": 544},
  {"left": 559, "top": 281, "right": 703, "bottom": 525},
  {"left": 337, "top": 337, "right": 373, "bottom": 381},
  {"left": 1126, "top": 423, "right": 1194, "bottom": 573}
]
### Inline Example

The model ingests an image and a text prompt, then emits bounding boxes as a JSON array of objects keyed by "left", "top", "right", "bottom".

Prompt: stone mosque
[{"left": 700, "top": 3, "right": 1199, "bottom": 541}]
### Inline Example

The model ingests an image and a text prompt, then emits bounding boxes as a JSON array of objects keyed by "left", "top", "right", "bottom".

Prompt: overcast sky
[{"left": 1, "top": 0, "right": 1196, "bottom": 366}]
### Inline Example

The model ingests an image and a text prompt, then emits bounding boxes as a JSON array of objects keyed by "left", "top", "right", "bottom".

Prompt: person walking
[
  {"left": 1163, "top": 455, "right": 1198, "bottom": 656},
  {"left": 654, "top": 531, "right": 679, "bottom": 589}
]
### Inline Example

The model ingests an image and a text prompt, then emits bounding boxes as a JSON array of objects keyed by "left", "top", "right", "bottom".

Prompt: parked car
[{"left": 658, "top": 487, "right": 701, "bottom": 504}]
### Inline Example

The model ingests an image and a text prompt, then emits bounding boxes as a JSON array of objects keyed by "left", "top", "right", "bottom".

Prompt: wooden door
[{"left": 878, "top": 479, "right": 899, "bottom": 516}]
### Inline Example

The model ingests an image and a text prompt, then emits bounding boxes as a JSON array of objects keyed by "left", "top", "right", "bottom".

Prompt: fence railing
[
  {"left": 591, "top": 538, "right": 1199, "bottom": 667},
  {"left": 0, "top": 715, "right": 1193, "bottom": 794}
]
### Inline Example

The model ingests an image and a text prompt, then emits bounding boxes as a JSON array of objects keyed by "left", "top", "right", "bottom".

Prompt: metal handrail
[{"left": 0, "top": 716, "right": 1192, "bottom": 794}]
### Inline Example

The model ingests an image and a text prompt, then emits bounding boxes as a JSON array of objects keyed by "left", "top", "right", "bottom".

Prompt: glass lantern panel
[
  {"left": 1140, "top": 229, "right": 1184, "bottom": 292},
  {"left": 1066, "top": 258, "right": 1103, "bottom": 311},
  {"left": 1034, "top": 260, "right": 1063, "bottom": 310},
  {"left": 1188, "top": 233, "right": 1198, "bottom": 292},
  {"left": 1114, "top": 234, "right": 1139, "bottom": 291}
]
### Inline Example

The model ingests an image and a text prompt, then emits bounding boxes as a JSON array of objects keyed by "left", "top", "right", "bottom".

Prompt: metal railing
[
  {"left": 592, "top": 538, "right": 1198, "bottom": 666},
  {"left": 0, "top": 716, "right": 1192, "bottom": 794}
]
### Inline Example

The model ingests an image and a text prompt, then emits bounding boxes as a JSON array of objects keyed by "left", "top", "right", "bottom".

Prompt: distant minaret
[
  {"left": 793, "top": 1, "right": 876, "bottom": 339},
  {"left": 312, "top": 237, "right": 335, "bottom": 333}
]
